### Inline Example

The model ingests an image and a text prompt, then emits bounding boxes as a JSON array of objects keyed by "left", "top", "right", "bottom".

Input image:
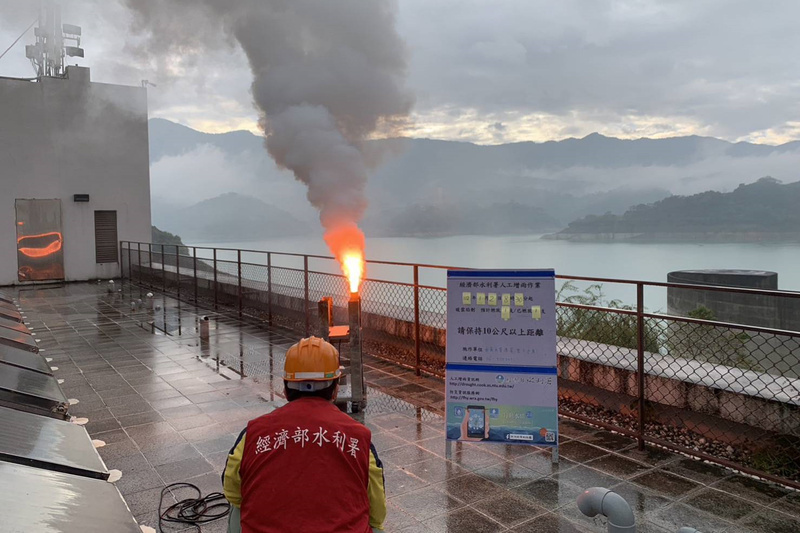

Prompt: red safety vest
[{"left": 239, "top": 397, "right": 372, "bottom": 533}]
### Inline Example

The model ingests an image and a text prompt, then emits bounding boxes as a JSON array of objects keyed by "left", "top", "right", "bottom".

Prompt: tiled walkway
[{"left": 14, "top": 281, "right": 800, "bottom": 532}]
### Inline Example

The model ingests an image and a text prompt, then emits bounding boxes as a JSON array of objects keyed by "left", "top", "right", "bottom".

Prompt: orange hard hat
[{"left": 284, "top": 337, "right": 342, "bottom": 390}]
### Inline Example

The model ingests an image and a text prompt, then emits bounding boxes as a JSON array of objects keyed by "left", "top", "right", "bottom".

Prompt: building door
[{"left": 15, "top": 199, "right": 65, "bottom": 282}]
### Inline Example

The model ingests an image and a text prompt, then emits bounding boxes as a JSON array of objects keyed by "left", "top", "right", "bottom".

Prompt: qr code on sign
[{"left": 545, "top": 432, "right": 555, "bottom": 442}]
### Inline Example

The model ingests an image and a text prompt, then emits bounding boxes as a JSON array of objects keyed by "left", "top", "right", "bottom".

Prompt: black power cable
[
  {"left": 0, "top": 18, "right": 37, "bottom": 62},
  {"left": 158, "top": 482, "right": 231, "bottom": 532}
]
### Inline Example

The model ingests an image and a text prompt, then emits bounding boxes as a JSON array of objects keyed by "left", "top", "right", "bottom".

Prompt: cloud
[
  {"left": 2, "top": 0, "right": 800, "bottom": 143},
  {"left": 150, "top": 144, "right": 254, "bottom": 207},
  {"left": 149, "top": 143, "right": 315, "bottom": 219},
  {"left": 515, "top": 152, "right": 800, "bottom": 197},
  {"left": 396, "top": 0, "right": 800, "bottom": 142}
]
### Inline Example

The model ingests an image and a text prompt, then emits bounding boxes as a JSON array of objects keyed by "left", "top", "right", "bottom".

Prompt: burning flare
[
  {"left": 343, "top": 252, "right": 364, "bottom": 294},
  {"left": 324, "top": 224, "right": 366, "bottom": 294}
]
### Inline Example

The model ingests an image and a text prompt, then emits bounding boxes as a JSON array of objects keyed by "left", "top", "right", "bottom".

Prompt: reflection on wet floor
[{"left": 16, "top": 281, "right": 800, "bottom": 532}]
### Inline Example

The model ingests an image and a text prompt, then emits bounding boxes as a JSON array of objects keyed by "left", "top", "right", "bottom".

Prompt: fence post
[
  {"left": 126, "top": 242, "right": 130, "bottom": 280},
  {"left": 237, "top": 250, "right": 243, "bottom": 319},
  {"left": 267, "top": 252, "right": 272, "bottom": 327},
  {"left": 161, "top": 244, "right": 167, "bottom": 294},
  {"left": 137, "top": 243, "right": 142, "bottom": 286},
  {"left": 414, "top": 265, "right": 421, "bottom": 376},
  {"left": 191, "top": 248, "right": 196, "bottom": 303},
  {"left": 213, "top": 249, "right": 218, "bottom": 310},
  {"left": 148, "top": 243, "right": 152, "bottom": 289},
  {"left": 637, "top": 282, "right": 646, "bottom": 451},
  {"left": 175, "top": 245, "right": 181, "bottom": 300},
  {"left": 304, "top": 255, "right": 310, "bottom": 336}
]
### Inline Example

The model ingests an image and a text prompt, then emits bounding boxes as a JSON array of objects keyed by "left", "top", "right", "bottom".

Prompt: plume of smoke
[{"left": 122, "top": 0, "right": 413, "bottom": 238}]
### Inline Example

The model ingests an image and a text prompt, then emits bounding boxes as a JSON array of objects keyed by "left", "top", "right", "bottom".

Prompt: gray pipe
[{"left": 577, "top": 487, "right": 636, "bottom": 533}]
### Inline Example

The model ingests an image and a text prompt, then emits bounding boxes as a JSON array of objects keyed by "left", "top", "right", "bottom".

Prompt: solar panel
[
  {"left": 0, "top": 364, "right": 69, "bottom": 419},
  {"left": 0, "top": 406, "right": 108, "bottom": 479},
  {"left": 0, "top": 327, "right": 39, "bottom": 352},
  {"left": 0, "top": 345, "right": 51, "bottom": 375},
  {"left": 0, "top": 463, "right": 140, "bottom": 533}
]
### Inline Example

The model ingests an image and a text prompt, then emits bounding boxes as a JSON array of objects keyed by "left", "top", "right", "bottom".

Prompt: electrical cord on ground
[{"left": 158, "top": 482, "right": 230, "bottom": 532}]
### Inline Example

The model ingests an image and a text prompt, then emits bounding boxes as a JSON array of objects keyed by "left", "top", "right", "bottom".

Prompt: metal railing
[{"left": 120, "top": 241, "right": 800, "bottom": 488}]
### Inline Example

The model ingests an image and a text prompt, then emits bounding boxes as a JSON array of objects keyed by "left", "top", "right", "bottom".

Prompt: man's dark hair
[{"left": 284, "top": 378, "right": 339, "bottom": 402}]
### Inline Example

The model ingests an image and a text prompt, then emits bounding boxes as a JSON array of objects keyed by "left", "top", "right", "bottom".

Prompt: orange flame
[
  {"left": 342, "top": 251, "right": 364, "bottom": 294},
  {"left": 324, "top": 224, "right": 366, "bottom": 294}
]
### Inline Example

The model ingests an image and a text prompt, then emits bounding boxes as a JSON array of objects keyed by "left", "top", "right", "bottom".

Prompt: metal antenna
[{"left": 25, "top": 0, "right": 84, "bottom": 78}]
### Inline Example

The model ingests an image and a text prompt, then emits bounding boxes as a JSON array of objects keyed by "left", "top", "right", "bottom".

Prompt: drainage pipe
[{"left": 577, "top": 487, "right": 636, "bottom": 533}]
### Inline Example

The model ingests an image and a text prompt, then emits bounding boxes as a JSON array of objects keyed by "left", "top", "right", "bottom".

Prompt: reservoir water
[{"left": 187, "top": 235, "right": 800, "bottom": 312}]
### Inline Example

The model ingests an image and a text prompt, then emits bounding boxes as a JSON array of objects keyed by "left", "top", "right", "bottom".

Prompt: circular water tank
[
  {"left": 667, "top": 269, "right": 778, "bottom": 328},
  {"left": 668, "top": 270, "right": 777, "bottom": 290}
]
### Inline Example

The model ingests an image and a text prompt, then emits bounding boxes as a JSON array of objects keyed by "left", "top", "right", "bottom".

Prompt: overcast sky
[{"left": 2, "top": 0, "right": 800, "bottom": 145}]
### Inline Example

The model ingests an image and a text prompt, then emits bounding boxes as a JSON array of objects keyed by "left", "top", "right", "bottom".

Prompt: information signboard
[
  {"left": 445, "top": 270, "right": 558, "bottom": 449},
  {"left": 446, "top": 270, "right": 556, "bottom": 368}
]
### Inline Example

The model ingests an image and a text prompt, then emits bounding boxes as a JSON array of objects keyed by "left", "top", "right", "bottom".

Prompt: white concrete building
[{"left": 0, "top": 66, "right": 151, "bottom": 285}]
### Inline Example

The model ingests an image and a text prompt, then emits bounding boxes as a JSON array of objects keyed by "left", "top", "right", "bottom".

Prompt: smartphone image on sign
[{"left": 466, "top": 405, "right": 485, "bottom": 438}]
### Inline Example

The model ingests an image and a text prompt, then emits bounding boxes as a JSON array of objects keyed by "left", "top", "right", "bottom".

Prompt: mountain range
[
  {"left": 148, "top": 119, "right": 800, "bottom": 241},
  {"left": 554, "top": 177, "right": 800, "bottom": 241}
]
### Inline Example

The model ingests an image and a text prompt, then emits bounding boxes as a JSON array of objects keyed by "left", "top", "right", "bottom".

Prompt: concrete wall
[
  {"left": 668, "top": 269, "right": 800, "bottom": 331},
  {"left": 0, "top": 67, "right": 151, "bottom": 285}
]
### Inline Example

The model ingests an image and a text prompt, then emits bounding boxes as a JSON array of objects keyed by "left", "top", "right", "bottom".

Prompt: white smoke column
[{"left": 123, "top": 0, "right": 413, "bottom": 276}]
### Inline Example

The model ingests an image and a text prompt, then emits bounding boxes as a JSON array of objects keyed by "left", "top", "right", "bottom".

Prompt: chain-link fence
[{"left": 120, "top": 241, "right": 800, "bottom": 488}]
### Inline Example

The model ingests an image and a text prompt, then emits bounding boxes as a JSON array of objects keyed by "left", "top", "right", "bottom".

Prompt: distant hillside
[
  {"left": 156, "top": 193, "right": 311, "bottom": 242},
  {"left": 152, "top": 226, "right": 189, "bottom": 253},
  {"left": 148, "top": 119, "right": 800, "bottom": 238},
  {"left": 553, "top": 177, "right": 800, "bottom": 241},
  {"left": 149, "top": 118, "right": 800, "bottom": 170},
  {"left": 149, "top": 119, "right": 263, "bottom": 162}
]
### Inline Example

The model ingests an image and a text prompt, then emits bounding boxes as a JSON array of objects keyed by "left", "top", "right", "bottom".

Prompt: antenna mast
[{"left": 25, "top": 0, "right": 84, "bottom": 78}]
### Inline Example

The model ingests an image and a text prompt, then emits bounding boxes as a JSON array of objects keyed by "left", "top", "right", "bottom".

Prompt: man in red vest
[{"left": 223, "top": 336, "right": 386, "bottom": 532}]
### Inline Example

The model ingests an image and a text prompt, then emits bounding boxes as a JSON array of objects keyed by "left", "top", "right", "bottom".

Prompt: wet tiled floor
[{"left": 13, "top": 281, "right": 800, "bottom": 532}]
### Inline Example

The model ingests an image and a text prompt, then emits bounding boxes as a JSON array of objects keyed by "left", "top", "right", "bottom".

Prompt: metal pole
[
  {"left": 213, "top": 248, "right": 218, "bottom": 311},
  {"left": 237, "top": 250, "right": 243, "bottom": 319},
  {"left": 318, "top": 297, "right": 332, "bottom": 340},
  {"left": 239, "top": 331, "right": 245, "bottom": 378},
  {"left": 267, "top": 252, "right": 272, "bottom": 327},
  {"left": 137, "top": 243, "right": 142, "bottom": 285},
  {"left": 304, "top": 255, "right": 310, "bottom": 336},
  {"left": 126, "top": 242, "right": 131, "bottom": 281},
  {"left": 148, "top": 243, "right": 152, "bottom": 289},
  {"left": 193, "top": 247, "right": 198, "bottom": 303},
  {"left": 349, "top": 294, "right": 365, "bottom": 411},
  {"left": 161, "top": 244, "right": 166, "bottom": 295},
  {"left": 414, "top": 265, "right": 421, "bottom": 376},
  {"left": 175, "top": 245, "right": 181, "bottom": 300},
  {"left": 637, "top": 282, "right": 646, "bottom": 451}
]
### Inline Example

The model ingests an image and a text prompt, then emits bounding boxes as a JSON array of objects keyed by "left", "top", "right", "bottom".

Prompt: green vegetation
[
  {"left": 556, "top": 281, "right": 660, "bottom": 352},
  {"left": 748, "top": 439, "right": 800, "bottom": 481},
  {"left": 665, "top": 305, "right": 759, "bottom": 371},
  {"left": 152, "top": 226, "right": 189, "bottom": 255},
  {"left": 560, "top": 177, "right": 800, "bottom": 236}
]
